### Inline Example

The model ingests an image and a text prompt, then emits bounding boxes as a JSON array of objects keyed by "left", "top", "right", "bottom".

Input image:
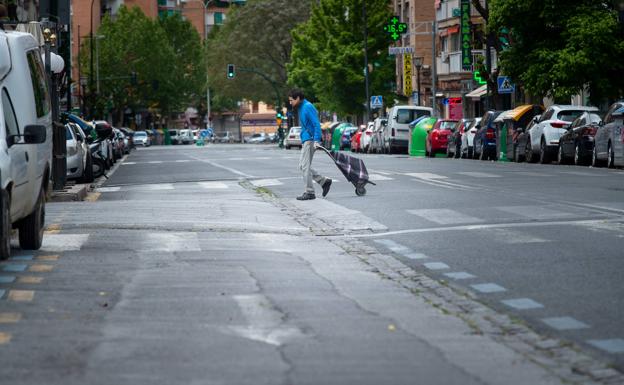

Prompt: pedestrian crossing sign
[
  {"left": 497, "top": 76, "right": 515, "bottom": 94},
  {"left": 371, "top": 95, "right": 383, "bottom": 108}
]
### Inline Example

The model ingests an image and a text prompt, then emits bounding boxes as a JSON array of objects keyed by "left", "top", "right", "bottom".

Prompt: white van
[
  {"left": 384, "top": 105, "right": 434, "bottom": 154},
  {"left": 0, "top": 30, "right": 53, "bottom": 259},
  {"left": 179, "top": 129, "right": 193, "bottom": 144}
]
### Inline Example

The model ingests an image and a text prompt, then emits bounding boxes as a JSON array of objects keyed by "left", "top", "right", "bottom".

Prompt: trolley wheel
[{"left": 355, "top": 186, "right": 366, "bottom": 196}]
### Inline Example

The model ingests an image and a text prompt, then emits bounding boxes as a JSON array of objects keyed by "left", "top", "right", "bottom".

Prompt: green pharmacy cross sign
[{"left": 383, "top": 16, "right": 408, "bottom": 41}]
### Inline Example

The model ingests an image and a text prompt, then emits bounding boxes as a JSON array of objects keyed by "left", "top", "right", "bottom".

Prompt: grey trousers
[{"left": 299, "top": 141, "right": 327, "bottom": 193}]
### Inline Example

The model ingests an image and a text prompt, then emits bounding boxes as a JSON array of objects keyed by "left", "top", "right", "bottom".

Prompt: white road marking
[
  {"left": 188, "top": 155, "right": 254, "bottom": 178},
  {"left": 250, "top": 179, "right": 284, "bottom": 187},
  {"left": 471, "top": 283, "right": 507, "bottom": 293},
  {"left": 560, "top": 171, "right": 607, "bottom": 177},
  {"left": 501, "top": 298, "right": 544, "bottom": 310},
  {"left": 407, "top": 209, "right": 484, "bottom": 225},
  {"left": 405, "top": 172, "right": 448, "bottom": 179},
  {"left": 174, "top": 159, "right": 191, "bottom": 163},
  {"left": 143, "top": 232, "right": 200, "bottom": 252},
  {"left": 444, "top": 272, "right": 476, "bottom": 280},
  {"left": 226, "top": 294, "right": 305, "bottom": 346},
  {"left": 137, "top": 183, "right": 174, "bottom": 191},
  {"left": 97, "top": 187, "right": 121, "bottom": 193},
  {"left": 374, "top": 239, "right": 410, "bottom": 253},
  {"left": 147, "top": 161, "right": 163, "bottom": 164},
  {"left": 121, "top": 162, "right": 137, "bottom": 165},
  {"left": 587, "top": 339, "right": 624, "bottom": 353},
  {"left": 488, "top": 228, "right": 549, "bottom": 244},
  {"left": 514, "top": 171, "right": 552, "bottom": 177},
  {"left": 456, "top": 171, "right": 502, "bottom": 178},
  {"left": 198, "top": 181, "right": 228, "bottom": 189},
  {"left": 423, "top": 262, "right": 450, "bottom": 270},
  {"left": 345, "top": 218, "right": 618, "bottom": 239},
  {"left": 494, "top": 205, "right": 573, "bottom": 220},
  {"left": 368, "top": 174, "right": 393, "bottom": 181},
  {"left": 41, "top": 234, "right": 89, "bottom": 251}
]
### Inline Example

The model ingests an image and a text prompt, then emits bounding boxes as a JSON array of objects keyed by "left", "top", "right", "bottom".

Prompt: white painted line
[
  {"left": 368, "top": 174, "right": 393, "bottom": 181},
  {"left": 488, "top": 228, "right": 549, "bottom": 244},
  {"left": 97, "top": 187, "right": 121, "bottom": 193},
  {"left": 495, "top": 205, "right": 573, "bottom": 220},
  {"left": 143, "top": 232, "right": 200, "bottom": 252},
  {"left": 188, "top": 155, "right": 254, "bottom": 178},
  {"left": 373, "top": 239, "right": 410, "bottom": 253},
  {"left": 471, "top": 283, "right": 507, "bottom": 293},
  {"left": 407, "top": 209, "right": 484, "bottom": 225},
  {"left": 147, "top": 161, "right": 163, "bottom": 164},
  {"left": 587, "top": 339, "right": 624, "bottom": 353},
  {"left": 174, "top": 160, "right": 191, "bottom": 163},
  {"left": 457, "top": 171, "right": 502, "bottom": 178},
  {"left": 444, "top": 272, "right": 476, "bottom": 280},
  {"left": 403, "top": 252, "right": 428, "bottom": 260},
  {"left": 250, "top": 179, "right": 284, "bottom": 187},
  {"left": 541, "top": 317, "right": 589, "bottom": 330},
  {"left": 227, "top": 294, "right": 305, "bottom": 346},
  {"left": 423, "top": 262, "right": 450, "bottom": 270},
  {"left": 347, "top": 218, "right": 620, "bottom": 239},
  {"left": 501, "top": 298, "right": 544, "bottom": 310},
  {"left": 514, "top": 171, "right": 552, "bottom": 177},
  {"left": 121, "top": 162, "right": 137, "bottom": 165},
  {"left": 198, "top": 181, "right": 228, "bottom": 189},
  {"left": 41, "top": 234, "right": 89, "bottom": 252},
  {"left": 405, "top": 172, "right": 448, "bottom": 179},
  {"left": 561, "top": 171, "right": 607, "bottom": 177},
  {"left": 140, "top": 183, "right": 174, "bottom": 191}
]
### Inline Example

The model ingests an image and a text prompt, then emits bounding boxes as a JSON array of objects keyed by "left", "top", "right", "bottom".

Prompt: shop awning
[{"left": 465, "top": 85, "right": 487, "bottom": 100}]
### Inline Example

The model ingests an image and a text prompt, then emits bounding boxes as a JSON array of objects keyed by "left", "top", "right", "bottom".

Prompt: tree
[
  {"left": 488, "top": 0, "right": 624, "bottom": 104},
  {"left": 205, "top": 0, "right": 313, "bottom": 110},
  {"left": 288, "top": 0, "right": 395, "bottom": 116}
]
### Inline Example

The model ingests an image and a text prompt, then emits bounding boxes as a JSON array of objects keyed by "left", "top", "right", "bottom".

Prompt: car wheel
[
  {"left": 82, "top": 153, "right": 94, "bottom": 183},
  {"left": 285, "top": 145, "right": 290, "bottom": 150},
  {"left": 92, "top": 157, "right": 105, "bottom": 178},
  {"left": 467, "top": 146, "right": 473, "bottom": 159},
  {"left": 539, "top": 139, "right": 550, "bottom": 164},
  {"left": 574, "top": 142, "right": 585, "bottom": 166},
  {"left": 592, "top": 145, "right": 604, "bottom": 167},
  {"left": 607, "top": 142, "right": 615, "bottom": 168},
  {"left": 18, "top": 187, "right": 45, "bottom": 250},
  {"left": 557, "top": 144, "right": 567, "bottom": 165},
  {"left": 455, "top": 145, "right": 461, "bottom": 159},
  {"left": 0, "top": 189, "right": 11, "bottom": 260}
]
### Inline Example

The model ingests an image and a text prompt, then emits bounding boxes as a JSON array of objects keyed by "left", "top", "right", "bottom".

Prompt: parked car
[
  {"left": 66, "top": 123, "right": 93, "bottom": 183},
  {"left": 493, "top": 104, "right": 544, "bottom": 162},
  {"left": 592, "top": 101, "right": 624, "bottom": 168},
  {"left": 350, "top": 126, "right": 364, "bottom": 153},
  {"left": 118, "top": 127, "right": 134, "bottom": 151},
  {"left": 1, "top": 29, "right": 52, "bottom": 259},
  {"left": 446, "top": 119, "right": 472, "bottom": 158},
  {"left": 179, "top": 129, "right": 193, "bottom": 144},
  {"left": 425, "top": 119, "right": 457, "bottom": 157},
  {"left": 473, "top": 110, "right": 503, "bottom": 160},
  {"left": 133, "top": 130, "right": 151, "bottom": 146},
  {"left": 460, "top": 118, "right": 481, "bottom": 158},
  {"left": 284, "top": 126, "right": 302, "bottom": 149},
  {"left": 360, "top": 122, "right": 375, "bottom": 153},
  {"left": 218, "top": 132, "right": 235, "bottom": 143},
  {"left": 385, "top": 106, "right": 433, "bottom": 154},
  {"left": 557, "top": 112, "right": 602, "bottom": 166},
  {"left": 340, "top": 126, "right": 358, "bottom": 151},
  {"left": 369, "top": 118, "right": 388, "bottom": 154},
  {"left": 112, "top": 128, "right": 126, "bottom": 159},
  {"left": 247, "top": 133, "right": 269, "bottom": 144},
  {"left": 525, "top": 105, "right": 599, "bottom": 164}
]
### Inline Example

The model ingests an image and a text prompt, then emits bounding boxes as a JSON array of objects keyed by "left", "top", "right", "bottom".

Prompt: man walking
[{"left": 288, "top": 89, "right": 332, "bottom": 201}]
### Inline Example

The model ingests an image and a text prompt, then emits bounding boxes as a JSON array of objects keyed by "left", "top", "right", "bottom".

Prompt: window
[
  {"left": 26, "top": 50, "right": 50, "bottom": 118},
  {"left": 396, "top": 109, "right": 430, "bottom": 124},
  {"left": 214, "top": 12, "right": 223, "bottom": 25},
  {"left": 2, "top": 88, "right": 19, "bottom": 139}
]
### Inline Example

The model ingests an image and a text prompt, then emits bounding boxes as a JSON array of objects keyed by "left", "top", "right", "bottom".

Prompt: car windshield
[
  {"left": 587, "top": 113, "right": 602, "bottom": 123},
  {"left": 290, "top": 127, "right": 301, "bottom": 134},
  {"left": 135, "top": 132, "right": 147, "bottom": 137},
  {"left": 439, "top": 121, "right": 458, "bottom": 130},
  {"left": 170, "top": 130, "right": 178, "bottom": 135},
  {"left": 557, "top": 110, "right": 586, "bottom": 122},
  {"left": 396, "top": 109, "right": 430, "bottom": 124}
]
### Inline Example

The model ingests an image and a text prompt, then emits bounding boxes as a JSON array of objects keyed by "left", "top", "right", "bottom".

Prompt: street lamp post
[
  {"left": 414, "top": 56, "right": 423, "bottom": 106},
  {"left": 89, "top": 0, "right": 96, "bottom": 119}
]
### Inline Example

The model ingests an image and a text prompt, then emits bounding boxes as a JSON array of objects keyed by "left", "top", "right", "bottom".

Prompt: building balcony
[
  {"left": 436, "top": 0, "right": 485, "bottom": 22},
  {"left": 436, "top": 49, "right": 497, "bottom": 76}
]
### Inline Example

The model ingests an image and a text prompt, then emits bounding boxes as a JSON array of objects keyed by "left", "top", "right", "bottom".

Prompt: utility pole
[
  {"left": 89, "top": 0, "right": 96, "bottom": 119},
  {"left": 484, "top": 0, "right": 492, "bottom": 111},
  {"left": 431, "top": 20, "right": 438, "bottom": 117},
  {"left": 363, "top": 1, "right": 370, "bottom": 123}
]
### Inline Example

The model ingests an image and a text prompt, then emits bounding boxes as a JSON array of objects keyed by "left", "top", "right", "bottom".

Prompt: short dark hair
[{"left": 288, "top": 88, "right": 305, "bottom": 100}]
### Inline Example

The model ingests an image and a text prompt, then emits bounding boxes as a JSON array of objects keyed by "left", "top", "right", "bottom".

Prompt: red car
[
  {"left": 350, "top": 126, "right": 364, "bottom": 152},
  {"left": 426, "top": 119, "right": 458, "bottom": 157}
]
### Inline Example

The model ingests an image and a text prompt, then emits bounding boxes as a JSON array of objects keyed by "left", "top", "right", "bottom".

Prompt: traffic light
[
  {"left": 276, "top": 111, "right": 283, "bottom": 127},
  {"left": 227, "top": 64, "right": 235, "bottom": 79}
]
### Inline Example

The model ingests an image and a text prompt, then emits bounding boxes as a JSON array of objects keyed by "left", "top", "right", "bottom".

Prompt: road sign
[
  {"left": 388, "top": 47, "right": 414, "bottom": 55},
  {"left": 497, "top": 76, "right": 515, "bottom": 94},
  {"left": 403, "top": 54, "right": 412, "bottom": 96},
  {"left": 371, "top": 95, "right": 383, "bottom": 109}
]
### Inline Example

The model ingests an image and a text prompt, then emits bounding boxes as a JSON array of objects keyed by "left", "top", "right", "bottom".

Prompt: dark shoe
[
  {"left": 322, "top": 179, "right": 332, "bottom": 197},
  {"left": 296, "top": 192, "right": 316, "bottom": 201}
]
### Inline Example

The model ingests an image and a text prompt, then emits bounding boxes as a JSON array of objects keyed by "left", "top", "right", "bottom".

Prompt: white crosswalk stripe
[
  {"left": 406, "top": 208, "right": 484, "bottom": 225},
  {"left": 251, "top": 179, "right": 284, "bottom": 187},
  {"left": 405, "top": 172, "right": 447, "bottom": 179},
  {"left": 456, "top": 171, "right": 501, "bottom": 178},
  {"left": 494, "top": 205, "right": 573, "bottom": 220},
  {"left": 198, "top": 181, "right": 229, "bottom": 189},
  {"left": 368, "top": 174, "right": 393, "bottom": 181}
]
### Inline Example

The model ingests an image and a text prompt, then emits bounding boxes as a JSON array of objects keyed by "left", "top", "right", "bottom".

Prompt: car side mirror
[{"left": 12, "top": 125, "right": 47, "bottom": 145}]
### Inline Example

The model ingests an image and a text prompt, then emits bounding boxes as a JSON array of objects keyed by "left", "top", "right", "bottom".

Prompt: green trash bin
[
  {"left": 164, "top": 128, "right": 172, "bottom": 145},
  {"left": 409, "top": 117, "right": 437, "bottom": 157},
  {"left": 331, "top": 123, "right": 349, "bottom": 151}
]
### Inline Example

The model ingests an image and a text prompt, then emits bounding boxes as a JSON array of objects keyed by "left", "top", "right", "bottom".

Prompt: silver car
[
  {"left": 592, "top": 101, "right": 624, "bottom": 168},
  {"left": 284, "top": 126, "right": 302, "bottom": 149},
  {"left": 66, "top": 123, "right": 92, "bottom": 182},
  {"left": 133, "top": 131, "right": 151, "bottom": 147}
]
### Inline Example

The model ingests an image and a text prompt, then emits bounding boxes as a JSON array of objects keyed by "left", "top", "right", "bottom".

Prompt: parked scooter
[{"left": 89, "top": 137, "right": 108, "bottom": 179}]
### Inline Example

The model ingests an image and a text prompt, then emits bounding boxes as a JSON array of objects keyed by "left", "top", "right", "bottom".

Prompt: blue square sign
[{"left": 497, "top": 76, "right": 515, "bottom": 94}]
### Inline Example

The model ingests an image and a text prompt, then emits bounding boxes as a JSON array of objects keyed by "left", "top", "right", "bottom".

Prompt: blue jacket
[{"left": 298, "top": 99, "right": 322, "bottom": 143}]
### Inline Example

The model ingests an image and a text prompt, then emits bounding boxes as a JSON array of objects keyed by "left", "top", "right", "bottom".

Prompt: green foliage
[
  {"left": 206, "top": 0, "right": 313, "bottom": 110},
  {"left": 490, "top": 0, "right": 624, "bottom": 104},
  {"left": 80, "top": 6, "right": 205, "bottom": 120},
  {"left": 288, "top": 0, "right": 395, "bottom": 116}
]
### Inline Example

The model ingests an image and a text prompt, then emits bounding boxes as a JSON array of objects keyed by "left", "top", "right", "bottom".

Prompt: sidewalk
[{"left": 38, "top": 180, "right": 622, "bottom": 385}]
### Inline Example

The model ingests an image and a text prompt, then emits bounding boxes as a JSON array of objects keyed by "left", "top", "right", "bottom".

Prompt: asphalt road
[
  {"left": 110, "top": 143, "right": 624, "bottom": 369},
  {"left": 1, "top": 142, "right": 623, "bottom": 384}
]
